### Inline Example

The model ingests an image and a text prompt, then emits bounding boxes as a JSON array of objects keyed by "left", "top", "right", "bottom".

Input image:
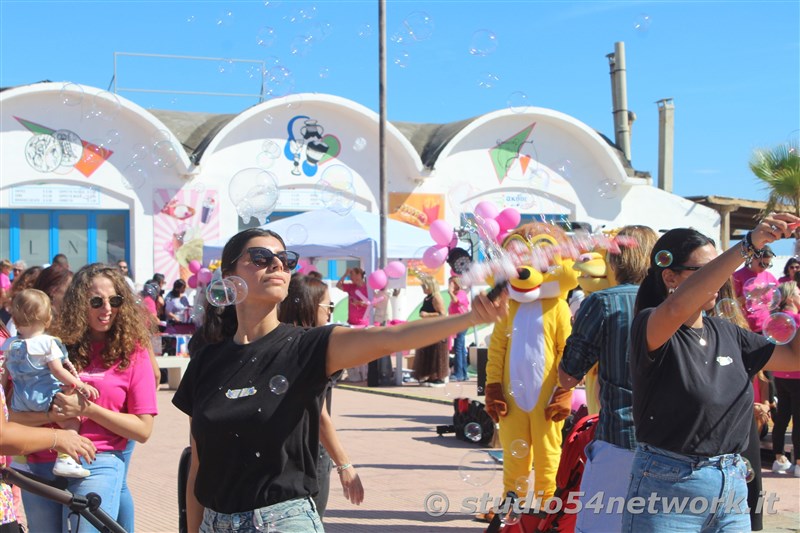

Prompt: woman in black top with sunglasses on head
[{"left": 173, "top": 228, "right": 507, "bottom": 532}]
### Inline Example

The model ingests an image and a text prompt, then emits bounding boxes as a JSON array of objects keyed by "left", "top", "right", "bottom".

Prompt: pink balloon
[
  {"left": 422, "top": 245, "right": 449, "bottom": 269},
  {"left": 480, "top": 218, "right": 501, "bottom": 241},
  {"left": 448, "top": 232, "right": 459, "bottom": 250},
  {"left": 187, "top": 274, "right": 198, "bottom": 289},
  {"left": 474, "top": 201, "right": 500, "bottom": 221},
  {"left": 429, "top": 219, "right": 454, "bottom": 247},
  {"left": 188, "top": 260, "right": 202, "bottom": 274},
  {"left": 385, "top": 260, "right": 406, "bottom": 278},
  {"left": 197, "top": 268, "right": 213, "bottom": 285},
  {"left": 495, "top": 207, "right": 521, "bottom": 232},
  {"left": 368, "top": 269, "right": 388, "bottom": 290}
]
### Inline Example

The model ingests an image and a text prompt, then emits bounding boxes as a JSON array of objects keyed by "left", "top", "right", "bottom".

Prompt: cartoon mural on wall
[
  {"left": 154, "top": 188, "right": 220, "bottom": 283},
  {"left": 14, "top": 117, "right": 112, "bottom": 177},
  {"left": 283, "top": 115, "right": 341, "bottom": 176},
  {"left": 490, "top": 122, "right": 538, "bottom": 183},
  {"left": 389, "top": 192, "right": 445, "bottom": 285}
]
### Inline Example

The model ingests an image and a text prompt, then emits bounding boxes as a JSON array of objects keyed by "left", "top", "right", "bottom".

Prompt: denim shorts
[
  {"left": 200, "top": 497, "right": 323, "bottom": 533},
  {"left": 621, "top": 443, "right": 750, "bottom": 533}
]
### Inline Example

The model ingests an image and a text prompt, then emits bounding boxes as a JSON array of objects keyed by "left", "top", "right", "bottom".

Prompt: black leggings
[{"left": 772, "top": 377, "right": 800, "bottom": 459}]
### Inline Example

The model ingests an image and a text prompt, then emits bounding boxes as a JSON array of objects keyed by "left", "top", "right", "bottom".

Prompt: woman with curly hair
[{"left": 14, "top": 263, "right": 158, "bottom": 533}]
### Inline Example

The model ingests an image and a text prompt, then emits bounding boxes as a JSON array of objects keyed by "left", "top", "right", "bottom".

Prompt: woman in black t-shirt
[
  {"left": 173, "top": 228, "right": 507, "bottom": 532},
  {"left": 623, "top": 214, "right": 800, "bottom": 533}
]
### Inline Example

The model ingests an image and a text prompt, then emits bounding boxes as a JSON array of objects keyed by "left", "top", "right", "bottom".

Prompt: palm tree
[{"left": 750, "top": 141, "right": 800, "bottom": 253}]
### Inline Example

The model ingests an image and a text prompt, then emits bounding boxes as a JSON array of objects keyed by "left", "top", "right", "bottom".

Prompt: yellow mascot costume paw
[{"left": 485, "top": 223, "right": 579, "bottom": 501}]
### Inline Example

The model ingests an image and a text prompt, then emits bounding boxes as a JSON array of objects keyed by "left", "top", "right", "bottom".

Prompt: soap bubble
[
  {"left": 153, "top": 140, "right": 179, "bottom": 168},
  {"left": 285, "top": 224, "right": 309, "bottom": 246},
  {"left": 393, "top": 49, "right": 410, "bottom": 68},
  {"left": 357, "top": 23, "right": 372, "bottom": 38},
  {"left": 91, "top": 91, "right": 121, "bottom": 122},
  {"left": 229, "top": 168, "right": 280, "bottom": 224},
  {"left": 477, "top": 72, "right": 500, "bottom": 89},
  {"left": 206, "top": 276, "right": 249, "bottom": 307},
  {"left": 508, "top": 91, "right": 529, "bottom": 113},
  {"left": 353, "top": 137, "right": 367, "bottom": 151},
  {"left": 514, "top": 476, "right": 531, "bottom": 495},
  {"left": 458, "top": 451, "right": 496, "bottom": 487},
  {"left": 60, "top": 83, "right": 83, "bottom": 107},
  {"left": 403, "top": 11, "right": 434, "bottom": 41},
  {"left": 469, "top": 30, "right": 498, "bottom": 56},
  {"left": 509, "top": 439, "right": 530, "bottom": 459},
  {"left": 121, "top": 162, "right": 148, "bottom": 190},
  {"left": 269, "top": 375, "right": 289, "bottom": 395},
  {"left": 714, "top": 298, "right": 741, "bottom": 320},
  {"left": 743, "top": 278, "right": 780, "bottom": 313},
  {"left": 597, "top": 178, "right": 619, "bottom": 199},
  {"left": 265, "top": 65, "right": 295, "bottom": 97},
  {"left": 463, "top": 422, "right": 482, "bottom": 443},
  {"left": 256, "top": 26, "right": 276, "bottom": 47},
  {"left": 633, "top": 13, "right": 652, "bottom": 33},
  {"left": 655, "top": 250, "right": 673, "bottom": 268},
  {"left": 742, "top": 457, "right": 755, "bottom": 483},
  {"left": 763, "top": 312, "right": 797, "bottom": 345},
  {"left": 317, "top": 165, "right": 356, "bottom": 215},
  {"left": 289, "top": 34, "right": 313, "bottom": 57}
]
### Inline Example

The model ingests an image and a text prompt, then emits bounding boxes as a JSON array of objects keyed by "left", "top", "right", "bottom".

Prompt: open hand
[
  {"left": 339, "top": 467, "right": 365, "bottom": 506},
  {"left": 55, "top": 429, "right": 97, "bottom": 464}
]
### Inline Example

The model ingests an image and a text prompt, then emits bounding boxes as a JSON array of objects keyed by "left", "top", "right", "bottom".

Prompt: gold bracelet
[{"left": 49, "top": 429, "right": 58, "bottom": 452}]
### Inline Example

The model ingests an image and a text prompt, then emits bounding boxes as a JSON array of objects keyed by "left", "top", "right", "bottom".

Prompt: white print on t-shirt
[
  {"left": 716, "top": 356, "right": 733, "bottom": 366},
  {"left": 225, "top": 387, "right": 257, "bottom": 399}
]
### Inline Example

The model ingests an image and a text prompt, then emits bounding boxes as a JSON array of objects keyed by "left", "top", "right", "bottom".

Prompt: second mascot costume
[{"left": 485, "top": 223, "right": 580, "bottom": 504}]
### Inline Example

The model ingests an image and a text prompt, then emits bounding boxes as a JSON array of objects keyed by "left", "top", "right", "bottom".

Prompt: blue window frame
[{"left": 3, "top": 209, "right": 129, "bottom": 270}]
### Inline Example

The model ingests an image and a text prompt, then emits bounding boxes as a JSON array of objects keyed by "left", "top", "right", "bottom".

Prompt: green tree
[
  {"left": 750, "top": 142, "right": 800, "bottom": 216},
  {"left": 750, "top": 141, "right": 800, "bottom": 255}
]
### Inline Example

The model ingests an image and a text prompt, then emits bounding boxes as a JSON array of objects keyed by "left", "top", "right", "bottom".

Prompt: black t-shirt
[
  {"left": 630, "top": 308, "right": 774, "bottom": 457},
  {"left": 172, "top": 323, "right": 336, "bottom": 514}
]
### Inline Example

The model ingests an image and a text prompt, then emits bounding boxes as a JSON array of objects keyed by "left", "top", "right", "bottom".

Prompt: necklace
[{"left": 685, "top": 325, "right": 707, "bottom": 346}]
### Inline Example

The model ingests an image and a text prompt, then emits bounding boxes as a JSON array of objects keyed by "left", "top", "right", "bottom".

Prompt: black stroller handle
[{"left": 1, "top": 466, "right": 127, "bottom": 533}]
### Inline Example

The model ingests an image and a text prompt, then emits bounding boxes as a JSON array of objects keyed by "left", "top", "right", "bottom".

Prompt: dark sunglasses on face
[
  {"left": 669, "top": 265, "right": 703, "bottom": 272},
  {"left": 89, "top": 295, "right": 124, "bottom": 309},
  {"left": 319, "top": 301, "right": 335, "bottom": 310},
  {"left": 236, "top": 247, "right": 300, "bottom": 271}
]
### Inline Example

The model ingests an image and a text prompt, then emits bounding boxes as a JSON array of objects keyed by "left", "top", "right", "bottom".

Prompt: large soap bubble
[{"left": 229, "top": 168, "right": 280, "bottom": 224}]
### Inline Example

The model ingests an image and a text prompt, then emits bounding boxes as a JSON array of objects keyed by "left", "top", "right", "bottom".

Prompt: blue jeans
[
  {"left": 200, "top": 497, "right": 323, "bottom": 533},
  {"left": 575, "top": 439, "right": 635, "bottom": 533},
  {"left": 117, "top": 439, "right": 135, "bottom": 532},
  {"left": 452, "top": 330, "right": 468, "bottom": 381},
  {"left": 621, "top": 443, "right": 750, "bottom": 533},
  {"left": 65, "top": 451, "right": 126, "bottom": 533},
  {"left": 20, "top": 461, "right": 63, "bottom": 533}
]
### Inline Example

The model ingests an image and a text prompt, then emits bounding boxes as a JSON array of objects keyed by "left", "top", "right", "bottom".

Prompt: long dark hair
[
  {"left": 783, "top": 256, "right": 800, "bottom": 277},
  {"left": 168, "top": 279, "right": 186, "bottom": 299},
  {"left": 278, "top": 273, "right": 328, "bottom": 327},
  {"left": 634, "top": 228, "right": 716, "bottom": 314},
  {"left": 202, "top": 228, "right": 287, "bottom": 344}
]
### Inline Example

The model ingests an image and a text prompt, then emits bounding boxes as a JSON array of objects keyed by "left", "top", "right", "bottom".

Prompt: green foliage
[{"left": 750, "top": 142, "right": 800, "bottom": 216}]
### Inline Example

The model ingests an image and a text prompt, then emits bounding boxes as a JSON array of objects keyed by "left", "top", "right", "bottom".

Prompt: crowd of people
[{"left": 1, "top": 213, "right": 800, "bottom": 532}]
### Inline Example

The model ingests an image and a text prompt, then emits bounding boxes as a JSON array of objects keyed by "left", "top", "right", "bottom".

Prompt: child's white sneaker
[
  {"left": 52, "top": 455, "right": 90, "bottom": 478},
  {"left": 772, "top": 456, "right": 792, "bottom": 474}
]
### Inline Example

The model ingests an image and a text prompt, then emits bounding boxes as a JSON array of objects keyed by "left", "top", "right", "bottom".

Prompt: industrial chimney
[
  {"left": 606, "top": 41, "right": 632, "bottom": 163},
  {"left": 656, "top": 98, "right": 675, "bottom": 193}
]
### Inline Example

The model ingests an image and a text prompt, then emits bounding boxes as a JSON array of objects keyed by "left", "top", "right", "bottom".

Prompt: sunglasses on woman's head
[
  {"left": 235, "top": 247, "right": 300, "bottom": 271},
  {"left": 669, "top": 265, "right": 703, "bottom": 272},
  {"left": 89, "top": 295, "right": 124, "bottom": 309}
]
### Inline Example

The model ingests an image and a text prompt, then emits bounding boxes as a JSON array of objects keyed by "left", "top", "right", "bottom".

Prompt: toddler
[{"left": 0, "top": 289, "right": 99, "bottom": 478}]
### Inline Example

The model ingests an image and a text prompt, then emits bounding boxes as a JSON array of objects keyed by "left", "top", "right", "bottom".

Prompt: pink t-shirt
[
  {"left": 448, "top": 290, "right": 469, "bottom": 316},
  {"left": 732, "top": 267, "right": 777, "bottom": 333},
  {"left": 341, "top": 283, "right": 369, "bottom": 326},
  {"left": 0, "top": 273, "right": 10, "bottom": 291},
  {"left": 772, "top": 314, "right": 800, "bottom": 378}
]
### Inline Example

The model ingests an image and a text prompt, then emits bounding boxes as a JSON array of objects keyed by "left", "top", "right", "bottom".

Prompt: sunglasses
[
  {"left": 319, "top": 301, "right": 335, "bottom": 310},
  {"left": 89, "top": 295, "right": 124, "bottom": 309},
  {"left": 235, "top": 247, "right": 299, "bottom": 271},
  {"left": 669, "top": 265, "right": 703, "bottom": 272}
]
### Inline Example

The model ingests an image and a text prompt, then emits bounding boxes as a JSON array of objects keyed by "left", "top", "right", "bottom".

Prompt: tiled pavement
[{"left": 16, "top": 379, "right": 800, "bottom": 532}]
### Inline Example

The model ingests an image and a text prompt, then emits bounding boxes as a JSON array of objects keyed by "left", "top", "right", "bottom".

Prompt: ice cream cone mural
[{"left": 154, "top": 189, "right": 220, "bottom": 282}]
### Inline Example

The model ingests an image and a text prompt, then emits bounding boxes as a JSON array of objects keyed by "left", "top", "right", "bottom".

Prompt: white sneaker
[
  {"left": 772, "top": 457, "right": 792, "bottom": 474},
  {"left": 52, "top": 456, "right": 90, "bottom": 478}
]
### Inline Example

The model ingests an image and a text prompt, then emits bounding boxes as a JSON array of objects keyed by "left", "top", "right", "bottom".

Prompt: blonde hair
[
  {"left": 777, "top": 281, "right": 798, "bottom": 312},
  {"left": 11, "top": 288, "right": 52, "bottom": 328},
  {"left": 607, "top": 225, "right": 658, "bottom": 285},
  {"left": 421, "top": 277, "right": 440, "bottom": 294}
]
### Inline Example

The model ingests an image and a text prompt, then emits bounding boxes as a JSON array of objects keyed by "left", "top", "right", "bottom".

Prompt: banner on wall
[
  {"left": 153, "top": 189, "right": 220, "bottom": 283},
  {"left": 389, "top": 192, "right": 445, "bottom": 286}
]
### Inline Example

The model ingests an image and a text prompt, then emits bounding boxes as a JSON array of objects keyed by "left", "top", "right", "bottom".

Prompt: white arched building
[{"left": 1, "top": 82, "right": 719, "bottom": 307}]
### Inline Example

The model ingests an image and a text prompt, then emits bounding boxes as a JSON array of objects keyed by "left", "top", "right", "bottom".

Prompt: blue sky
[{"left": 1, "top": 0, "right": 798, "bottom": 248}]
